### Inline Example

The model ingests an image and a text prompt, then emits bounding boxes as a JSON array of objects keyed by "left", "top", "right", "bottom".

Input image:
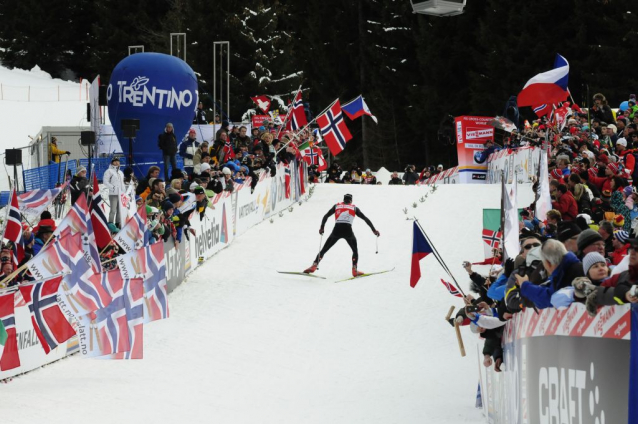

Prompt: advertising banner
[
  {"left": 455, "top": 116, "right": 494, "bottom": 184},
  {"left": 486, "top": 146, "right": 541, "bottom": 185},
  {"left": 479, "top": 304, "right": 632, "bottom": 424},
  {"left": 0, "top": 294, "right": 69, "bottom": 380},
  {"left": 251, "top": 115, "right": 270, "bottom": 128},
  {"left": 418, "top": 166, "right": 460, "bottom": 185}
]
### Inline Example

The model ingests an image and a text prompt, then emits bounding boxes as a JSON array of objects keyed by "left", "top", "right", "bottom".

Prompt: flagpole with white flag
[
  {"left": 503, "top": 175, "right": 520, "bottom": 262},
  {"left": 535, "top": 148, "right": 552, "bottom": 221}
]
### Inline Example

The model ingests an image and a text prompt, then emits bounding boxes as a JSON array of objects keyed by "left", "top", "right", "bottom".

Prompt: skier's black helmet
[{"left": 344, "top": 193, "right": 353, "bottom": 203}]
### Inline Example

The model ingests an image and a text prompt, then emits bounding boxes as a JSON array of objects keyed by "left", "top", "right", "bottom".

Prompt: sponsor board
[
  {"left": 487, "top": 146, "right": 540, "bottom": 184},
  {"left": 454, "top": 116, "right": 494, "bottom": 184}
]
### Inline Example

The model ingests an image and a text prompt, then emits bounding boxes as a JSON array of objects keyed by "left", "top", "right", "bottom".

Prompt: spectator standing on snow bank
[
  {"left": 158, "top": 123, "right": 178, "bottom": 181},
  {"left": 103, "top": 157, "right": 125, "bottom": 226},
  {"left": 193, "top": 102, "right": 207, "bottom": 125},
  {"left": 70, "top": 166, "right": 89, "bottom": 205},
  {"left": 388, "top": 172, "right": 403, "bottom": 185}
]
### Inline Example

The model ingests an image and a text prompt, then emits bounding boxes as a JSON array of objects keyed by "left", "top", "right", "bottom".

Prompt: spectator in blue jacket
[
  {"left": 515, "top": 239, "right": 584, "bottom": 309},
  {"left": 476, "top": 139, "right": 501, "bottom": 164}
]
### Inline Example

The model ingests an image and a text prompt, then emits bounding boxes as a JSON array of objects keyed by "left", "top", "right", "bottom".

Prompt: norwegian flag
[
  {"left": 17, "top": 183, "right": 67, "bottom": 217},
  {"left": 101, "top": 269, "right": 125, "bottom": 298},
  {"left": 440, "top": 279, "right": 463, "bottom": 298},
  {"left": 54, "top": 192, "right": 88, "bottom": 237},
  {"left": 116, "top": 245, "right": 148, "bottom": 279},
  {"left": 113, "top": 204, "right": 148, "bottom": 253},
  {"left": 286, "top": 90, "right": 308, "bottom": 131},
  {"left": 532, "top": 104, "right": 552, "bottom": 118},
  {"left": 285, "top": 165, "right": 291, "bottom": 199},
  {"left": 302, "top": 147, "right": 319, "bottom": 166},
  {"left": 111, "top": 278, "right": 144, "bottom": 359},
  {"left": 91, "top": 292, "right": 130, "bottom": 356},
  {"left": 144, "top": 242, "right": 169, "bottom": 322},
  {"left": 19, "top": 276, "right": 77, "bottom": 354},
  {"left": 90, "top": 173, "right": 112, "bottom": 250},
  {"left": 4, "top": 189, "right": 24, "bottom": 267},
  {"left": 59, "top": 258, "right": 112, "bottom": 317},
  {"left": 251, "top": 95, "right": 271, "bottom": 113},
  {"left": 0, "top": 293, "right": 20, "bottom": 370},
  {"left": 317, "top": 100, "right": 352, "bottom": 156},
  {"left": 482, "top": 229, "right": 502, "bottom": 249},
  {"left": 26, "top": 235, "right": 68, "bottom": 280}
]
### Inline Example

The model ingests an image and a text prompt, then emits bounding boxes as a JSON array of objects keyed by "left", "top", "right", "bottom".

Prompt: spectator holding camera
[{"left": 402, "top": 165, "right": 419, "bottom": 185}]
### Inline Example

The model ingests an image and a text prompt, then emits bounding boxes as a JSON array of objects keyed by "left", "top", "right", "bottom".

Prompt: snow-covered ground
[{"left": 1, "top": 182, "right": 535, "bottom": 424}]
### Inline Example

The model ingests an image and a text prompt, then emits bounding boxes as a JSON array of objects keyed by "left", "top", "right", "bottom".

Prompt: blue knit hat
[{"left": 614, "top": 230, "right": 630, "bottom": 245}]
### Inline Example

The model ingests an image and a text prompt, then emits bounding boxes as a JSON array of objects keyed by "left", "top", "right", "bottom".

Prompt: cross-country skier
[{"left": 304, "top": 193, "right": 380, "bottom": 276}]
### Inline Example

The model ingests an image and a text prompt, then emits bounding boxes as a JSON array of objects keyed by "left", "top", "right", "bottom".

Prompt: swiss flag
[
  {"left": 317, "top": 100, "right": 352, "bottom": 156},
  {"left": 251, "top": 95, "right": 271, "bottom": 114}
]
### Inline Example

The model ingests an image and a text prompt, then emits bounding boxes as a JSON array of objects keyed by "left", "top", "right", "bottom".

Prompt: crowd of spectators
[{"left": 452, "top": 93, "right": 638, "bottom": 372}]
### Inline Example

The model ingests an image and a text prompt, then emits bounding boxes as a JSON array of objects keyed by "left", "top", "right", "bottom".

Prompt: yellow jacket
[{"left": 49, "top": 143, "right": 66, "bottom": 163}]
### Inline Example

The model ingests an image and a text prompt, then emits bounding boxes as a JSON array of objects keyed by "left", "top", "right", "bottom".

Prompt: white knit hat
[{"left": 582, "top": 252, "right": 606, "bottom": 277}]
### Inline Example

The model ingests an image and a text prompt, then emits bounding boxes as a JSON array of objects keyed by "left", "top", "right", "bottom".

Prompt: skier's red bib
[{"left": 335, "top": 202, "right": 356, "bottom": 224}]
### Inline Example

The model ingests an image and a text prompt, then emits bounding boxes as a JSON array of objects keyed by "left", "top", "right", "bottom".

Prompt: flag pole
[
  {"left": 414, "top": 219, "right": 467, "bottom": 297},
  {"left": 276, "top": 98, "right": 339, "bottom": 155},
  {"left": 275, "top": 85, "right": 302, "bottom": 140}
]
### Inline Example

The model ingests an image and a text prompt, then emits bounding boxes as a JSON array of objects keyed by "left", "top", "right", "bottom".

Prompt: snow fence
[
  {"left": 477, "top": 303, "right": 638, "bottom": 424},
  {"left": 0, "top": 161, "right": 308, "bottom": 380}
]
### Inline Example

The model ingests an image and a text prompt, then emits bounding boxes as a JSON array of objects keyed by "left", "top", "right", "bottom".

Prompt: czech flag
[
  {"left": 342, "top": 95, "right": 378, "bottom": 124},
  {"left": 410, "top": 221, "right": 433, "bottom": 288},
  {"left": 517, "top": 54, "right": 569, "bottom": 107}
]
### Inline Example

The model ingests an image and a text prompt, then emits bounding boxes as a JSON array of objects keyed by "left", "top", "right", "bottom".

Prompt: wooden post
[
  {"left": 454, "top": 321, "right": 466, "bottom": 357},
  {"left": 445, "top": 306, "right": 455, "bottom": 322}
]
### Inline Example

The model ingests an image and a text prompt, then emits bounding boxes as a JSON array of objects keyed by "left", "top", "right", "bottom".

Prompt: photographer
[
  {"left": 402, "top": 165, "right": 419, "bottom": 185},
  {"left": 327, "top": 163, "right": 342, "bottom": 183}
]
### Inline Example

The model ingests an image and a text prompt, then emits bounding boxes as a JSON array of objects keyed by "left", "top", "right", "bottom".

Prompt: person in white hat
[{"left": 70, "top": 165, "right": 88, "bottom": 206}]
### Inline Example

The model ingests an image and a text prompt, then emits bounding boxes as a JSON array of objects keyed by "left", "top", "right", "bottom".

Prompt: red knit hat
[
  {"left": 551, "top": 169, "right": 563, "bottom": 179},
  {"left": 598, "top": 154, "right": 609, "bottom": 164},
  {"left": 607, "top": 162, "right": 619, "bottom": 174},
  {"left": 614, "top": 214, "right": 625, "bottom": 228}
]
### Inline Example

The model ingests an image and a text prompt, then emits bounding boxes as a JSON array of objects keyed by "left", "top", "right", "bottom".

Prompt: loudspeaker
[
  {"left": 81, "top": 131, "right": 96, "bottom": 146},
  {"left": 98, "top": 85, "right": 107, "bottom": 106},
  {"left": 6, "top": 149, "right": 22, "bottom": 166},
  {"left": 121, "top": 119, "right": 140, "bottom": 130},
  {"left": 87, "top": 103, "right": 91, "bottom": 122}
]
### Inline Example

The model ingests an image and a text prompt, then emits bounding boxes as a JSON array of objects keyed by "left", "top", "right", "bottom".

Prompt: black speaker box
[
  {"left": 81, "top": 131, "right": 96, "bottom": 146},
  {"left": 98, "top": 85, "right": 107, "bottom": 106},
  {"left": 6, "top": 149, "right": 22, "bottom": 166},
  {"left": 87, "top": 103, "right": 91, "bottom": 122}
]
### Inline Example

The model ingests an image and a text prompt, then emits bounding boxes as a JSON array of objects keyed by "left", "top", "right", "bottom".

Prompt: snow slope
[{"left": 1, "top": 182, "right": 534, "bottom": 424}]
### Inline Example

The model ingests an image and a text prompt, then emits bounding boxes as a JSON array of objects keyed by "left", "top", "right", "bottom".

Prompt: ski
[
  {"left": 277, "top": 271, "right": 327, "bottom": 279},
  {"left": 334, "top": 268, "right": 395, "bottom": 283}
]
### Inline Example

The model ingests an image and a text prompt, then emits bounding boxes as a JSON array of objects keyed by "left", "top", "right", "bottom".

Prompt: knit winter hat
[
  {"left": 614, "top": 230, "right": 630, "bottom": 244},
  {"left": 598, "top": 154, "right": 609, "bottom": 164},
  {"left": 551, "top": 169, "right": 563, "bottom": 179},
  {"left": 577, "top": 229, "right": 603, "bottom": 252},
  {"left": 607, "top": 162, "right": 619, "bottom": 174},
  {"left": 617, "top": 137, "right": 627, "bottom": 147},
  {"left": 582, "top": 252, "right": 606, "bottom": 277},
  {"left": 199, "top": 163, "right": 211, "bottom": 173},
  {"left": 613, "top": 214, "right": 625, "bottom": 228}
]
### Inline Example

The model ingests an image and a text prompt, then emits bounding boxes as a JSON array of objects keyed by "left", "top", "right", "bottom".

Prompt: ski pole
[
  {"left": 317, "top": 234, "right": 323, "bottom": 257},
  {"left": 376, "top": 235, "right": 379, "bottom": 254}
]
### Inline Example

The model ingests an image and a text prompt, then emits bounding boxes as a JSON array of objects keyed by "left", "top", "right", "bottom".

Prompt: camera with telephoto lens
[{"left": 465, "top": 305, "right": 480, "bottom": 314}]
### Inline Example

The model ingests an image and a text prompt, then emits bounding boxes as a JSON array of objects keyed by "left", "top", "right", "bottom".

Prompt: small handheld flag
[
  {"left": 440, "top": 279, "right": 463, "bottom": 298},
  {"left": 410, "top": 221, "right": 433, "bottom": 288}
]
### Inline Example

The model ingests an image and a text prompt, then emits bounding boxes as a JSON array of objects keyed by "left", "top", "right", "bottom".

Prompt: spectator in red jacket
[
  {"left": 589, "top": 162, "right": 618, "bottom": 193},
  {"left": 610, "top": 230, "right": 630, "bottom": 265},
  {"left": 551, "top": 184, "right": 578, "bottom": 221}
]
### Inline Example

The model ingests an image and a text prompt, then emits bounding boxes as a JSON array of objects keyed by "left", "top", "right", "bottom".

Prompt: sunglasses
[{"left": 523, "top": 243, "right": 541, "bottom": 250}]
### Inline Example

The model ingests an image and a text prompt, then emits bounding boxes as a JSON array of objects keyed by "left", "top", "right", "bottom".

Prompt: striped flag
[
  {"left": 440, "top": 279, "right": 463, "bottom": 298},
  {"left": 18, "top": 183, "right": 67, "bottom": 216},
  {"left": 90, "top": 173, "right": 111, "bottom": 250},
  {"left": 4, "top": 189, "right": 24, "bottom": 267},
  {"left": 0, "top": 293, "right": 19, "bottom": 370}
]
